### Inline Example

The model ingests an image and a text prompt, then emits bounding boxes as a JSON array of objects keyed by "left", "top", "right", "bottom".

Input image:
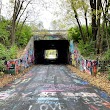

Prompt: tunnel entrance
[{"left": 34, "top": 40, "right": 69, "bottom": 64}]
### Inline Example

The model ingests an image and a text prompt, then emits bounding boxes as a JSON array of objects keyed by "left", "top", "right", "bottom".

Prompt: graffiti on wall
[
  {"left": 5, "top": 37, "right": 34, "bottom": 74},
  {"left": 69, "top": 41, "right": 98, "bottom": 76}
]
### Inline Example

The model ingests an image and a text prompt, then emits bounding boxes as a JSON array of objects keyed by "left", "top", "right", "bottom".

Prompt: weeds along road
[{"left": 0, "top": 65, "right": 110, "bottom": 110}]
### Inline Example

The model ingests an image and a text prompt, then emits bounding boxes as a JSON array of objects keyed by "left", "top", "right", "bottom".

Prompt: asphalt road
[{"left": 0, "top": 65, "right": 110, "bottom": 110}]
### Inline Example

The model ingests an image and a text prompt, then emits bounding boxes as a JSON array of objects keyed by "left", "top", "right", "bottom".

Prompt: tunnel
[{"left": 34, "top": 40, "right": 69, "bottom": 64}]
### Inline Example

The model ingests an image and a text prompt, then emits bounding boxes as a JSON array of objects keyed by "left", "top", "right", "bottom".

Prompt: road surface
[{"left": 0, "top": 65, "right": 110, "bottom": 110}]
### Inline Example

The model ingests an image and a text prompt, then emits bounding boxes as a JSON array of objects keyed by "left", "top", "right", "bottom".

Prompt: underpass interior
[{"left": 34, "top": 40, "right": 69, "bottom": 64}]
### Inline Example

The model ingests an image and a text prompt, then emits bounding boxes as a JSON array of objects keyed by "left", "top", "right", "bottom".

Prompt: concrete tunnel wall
[{"left": 34, "top": 40, "right": 70, "bottom": 64}]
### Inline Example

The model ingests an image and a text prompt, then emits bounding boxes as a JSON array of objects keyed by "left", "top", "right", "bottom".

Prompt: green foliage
[
  {"left": 0, "top": 43, "right": 18, "bottom": 72},
  {"left": 0, "top": 71, "right": 4, "bottom": 77},
  {"left": 82, "top": 25, "right": 92, "bottom": 40},
  {"left": 9, "top": 45, "right": 18, "bottom": 59},
  {"left": 16, "top": 24, "right": 33, "bottom": 47},
  {"left": 0, "top": 43, "right": 18, "bottom": 60},
  {"left": 107, "top": 65, "right": 110, "bottom": 81},
  {"left": 68, "top": 25, "right": 92, "bottom": 42},
  {"left": 68, "top": 27, "right": 81, "bottom": 42},
  {"left": 0, "top": 18, "right": 33, "bottom": 73},
  {"left": 104, "top": 50, "right": 110, "bottom": 60},
  {"left": 0, "top": 43, "right": 9, "bottom": 60},
  {"left": 78, "top": 40, "right": 95, "bottom": 57},
  {"left": 0, "top": 18, "right": 10, "bottom": 46},
  {"left": 68, "top": 25, "right": 94, "bottom": 57},
  {"left": 108, "top": 75, "right": 110, "bottom": 81},
  {"left": 0, "top": 18, "right": 33, "bottom": 47},
  {"left": 0, "top": 43, "right": 8, "bottom": 71}
]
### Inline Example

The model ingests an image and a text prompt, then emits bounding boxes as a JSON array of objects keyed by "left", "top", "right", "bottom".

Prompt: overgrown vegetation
[
  {"left": 0, "top": 18, "right": 10, "bottom": 46},
  {"left": 68, "top": 26, "right": 95, "bottom": 57},
  {"left": 0, "top": 17, "right": 33, "bottom": 47},
  {"left": 0, "top": 43, "right": 18, "bottom": 72},
  {"left": 65, "top": 0, "right": 110, "bottom": 60},
  {"left": 104, "top": 50, "right": 110, "bottom": 60},
  {"left": 16, "top": 23, "right": 32, "bottom": 47},
  {"left": 68, "top": 24, "right": 110, "bottom": 60},
  {"left": 0, "top": 17, "right": 33, "bottom": 73}
]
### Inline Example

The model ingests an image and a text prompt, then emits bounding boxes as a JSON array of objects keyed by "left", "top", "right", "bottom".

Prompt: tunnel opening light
[{"left": 44, "top": 49, "right": 58, "bottom": 60}]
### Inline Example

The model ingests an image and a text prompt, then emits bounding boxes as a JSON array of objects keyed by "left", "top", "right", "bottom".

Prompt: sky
[
  {"left": 1, "top": 0, "right": 89, "bottom": 30},
  {"left": 1, "top": 0, "right": 60, "bottom": 29}
]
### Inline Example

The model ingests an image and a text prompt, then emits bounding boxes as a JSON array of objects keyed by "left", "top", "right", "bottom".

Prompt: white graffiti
[
  {"left": 37, "top": 97, "right": 59, "bottom": 101},
  {"left": 38, "top": 92, "right": 57, "bottom": 97},
  {"left": 20, "top": 78, "right": 31, "bottom": 84},
  {"left": 28, "top": 105, "right": 32, "bottom": 110},
  {"left": 0, "top": 93, "right": 10, "bottom": 100},
  {"left": 22, "top": 92, "right": 32, "bottom": 97},
  {"left": 40, "top": 103, "right": 61, "bottom": 110},
  {"left": 61, "top": 92, "right": 97, "bottom": 97},
  {"left": 83, "top": 96, "right": 103, "bottom": 106}
]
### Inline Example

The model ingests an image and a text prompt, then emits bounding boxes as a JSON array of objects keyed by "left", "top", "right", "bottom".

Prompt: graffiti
[
  {"left": 38, "top": 92, "right": 57, "bottom": 97},
  {"left": 37, "top": 97, "right": 59, "bottom": 101},
  {"left": 61, "top": 92, "right": 97, "bottom": 97},
  {"left": 22, "top": 92, "right": 32, "bottom": 98},
  {"left": 13, "top": 79, "right": 21, "bottom": 85},
  {"left": 28, "top": 105, "right": 32, "bottom": 110},
  {"left": 42, "top": 84, "right": 89, "bottom": 92},
  {"left": 0, "top": 88, "right": 16, "bottom": 100},
  {"left": 83, "top": 96, "right": 103, "bottom": 107},
  {"left": 0, "top": 92, "right": 10, "bottom": 100},
  {"left": 22, "top": 73, "right": 33, "bottom": 79},
  {"left": 40, "top": 103, "right": 61, "bottom": 110},
  {"left": 36, "top": 91, "right": 106, "bottom": 110},
  {"left": 69, "top": 41, "right": 98, "bottom": 75},
  {"left": 73, "top": 79, "right": 89, "bottom": 85},
  {"left": 37, "top": 100, "right": 60, "bottom": 104},
  {"left": 103, "top": 102, "right": 110, "bottom": 109},
  {"left": 100, "top": 91, "right": 109, "bottom": 99},
  {"left": 20, "top": 78, "right": 31, "bottom": 84},
  {"left": 88, "top": 105, "right": 99, "bottom": 110},
  {"left": 4, "top": 37, "right": 34, "bottom": 74},
  {"left": 0, "top": 63, "right": 110, "bottom": 110}
]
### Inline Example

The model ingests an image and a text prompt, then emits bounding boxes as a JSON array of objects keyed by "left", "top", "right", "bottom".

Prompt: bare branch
[{"left": 16, "top": 0, "right": 31, "bottom": 26}]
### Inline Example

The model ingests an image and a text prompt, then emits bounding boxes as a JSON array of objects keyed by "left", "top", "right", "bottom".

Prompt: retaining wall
[{"left": 69, "top": 40, "right": 98, "bottom": 76}]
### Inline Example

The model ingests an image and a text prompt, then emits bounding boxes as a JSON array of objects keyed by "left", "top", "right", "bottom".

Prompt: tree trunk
[
  {"left": 11, "top": 20, "right": 16, "bottom": 45},
  {"left": 84, "top": 12, "right": 89, "bottom": 39},
  {"left": 90, "top": 0, "right": 97, "bottom": 41},
  {"left": 74, "top": 14, "right": 86, "bottom": 44},
  {"left": 105, "top": 22, "right": 110, "bottom": 49},
  {"left": 70, "top": 2, "right": 86, "bottom": 44},
  {"left": 101, "top": 0, "right": 109, "bottom": 50},
  {"left": 100, "top": 22, "right": 104, "bottom": 53},
  {"left": 11, "top": 5, "right": 16, "bottom": 46},
  {"left": 96, "top": 0, "right": 102, "bottom": 54},
  {"left": 10, "top": 0, "right": 31, "bottom": 46}
]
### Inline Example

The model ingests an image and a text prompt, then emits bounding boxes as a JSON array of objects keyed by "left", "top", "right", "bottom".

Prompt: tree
[
  {"left": 16, "top": 23, "right": 32, "bottom": 46},
  {"left": 0, "top": 18, "right": 10, "bottom": 45},
  {"left": 101, "top": 0, "right": 110, "bottom": 50},
  {"left": 90, "top": 0, "right": 97, "bottom": 41},
  {"left": 10, "top": 0, "right": 31, "bottom": 45},
  {"left": 37, "top": 21, "right": 44, "bottom": 30},
  {"left": 67, "top": 0, "right": 88, "bottom": 43},
  {"left": 0, "top": 0, "right": 2, "bottom": 21},
  {"left": 51, "top": 20, "right": 58, "bottom": 30},
  {"left": 81, "top": 0, "right": 90, "bottom": 40}
]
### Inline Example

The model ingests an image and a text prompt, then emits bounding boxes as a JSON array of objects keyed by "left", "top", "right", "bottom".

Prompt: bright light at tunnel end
[{"left": 44, "top": 49, "right": 58, "bottom": 60}]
